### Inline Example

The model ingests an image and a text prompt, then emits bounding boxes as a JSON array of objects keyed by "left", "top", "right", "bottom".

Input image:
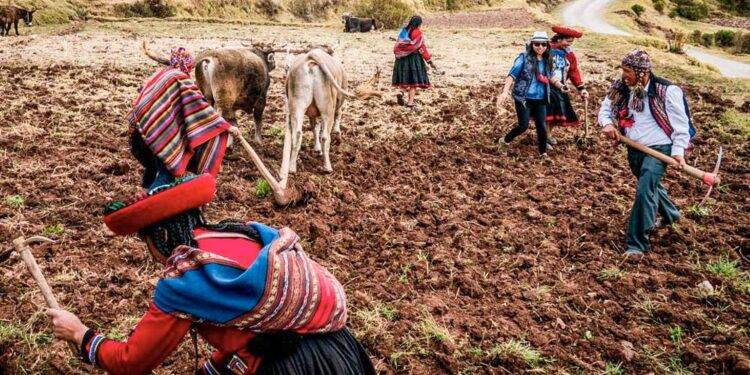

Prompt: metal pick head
[{"left": 698, "top": 146, "right": 724, "bottom": 207}]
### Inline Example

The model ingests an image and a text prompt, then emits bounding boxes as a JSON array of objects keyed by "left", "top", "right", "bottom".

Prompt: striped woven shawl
[
  {"left": 127, "top": 68, "right": 230, "bottom": 178},
  {"left": 393, "top": 28, "right": 425, "bottom": 59},
  {"left": 153, "top": 223, "right": 348, "bottom": 333}
]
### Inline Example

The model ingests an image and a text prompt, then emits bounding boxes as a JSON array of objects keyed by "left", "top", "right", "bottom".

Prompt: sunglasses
[{"left": 532, "top": 42, "right": 548, "bottom": 47}]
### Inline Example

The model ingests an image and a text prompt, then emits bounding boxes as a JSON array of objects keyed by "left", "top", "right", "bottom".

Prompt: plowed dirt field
[{"left": 1, "top": 18, "right": 749, "bottom": 374}]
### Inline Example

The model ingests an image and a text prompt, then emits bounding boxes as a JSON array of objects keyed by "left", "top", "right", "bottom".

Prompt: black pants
[{"left": 503, "top": 99, "right": 548, "bottom": 154}]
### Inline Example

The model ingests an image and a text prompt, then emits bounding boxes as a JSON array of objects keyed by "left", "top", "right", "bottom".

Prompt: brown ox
[
  {"left": 279, "top": 48, "right": 379, "bottom": 183},
  {"left": 142, "top": 42, "right": 275, "bottom": 143},
  {"left": 1, "top": 5, "right": 36, "bottom": 36}
]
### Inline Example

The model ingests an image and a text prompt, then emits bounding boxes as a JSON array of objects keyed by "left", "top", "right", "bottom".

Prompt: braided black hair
[
  {"left": 139, "top": 209, "right": 202, "bottom": 258},
  {"left": 130, "top": 131, "right": 160, "bottom": 189},
  {"left": 138, "top": 212, "right": 262, "bottom": 259}
]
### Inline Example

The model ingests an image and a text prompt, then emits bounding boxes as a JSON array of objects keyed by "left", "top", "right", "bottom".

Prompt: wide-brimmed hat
[
  {"left": 103, "top": 174, "right": 216, "bottom": 235},
  {"left": 530, "top": 31, "right": 550, "bottom": 43}
]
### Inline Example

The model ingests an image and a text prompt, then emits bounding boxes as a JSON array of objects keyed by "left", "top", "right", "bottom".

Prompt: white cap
[{"left": 530, "top": 31, "right": 549, "bottom": 43}]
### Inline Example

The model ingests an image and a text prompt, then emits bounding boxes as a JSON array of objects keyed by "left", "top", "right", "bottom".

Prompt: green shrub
[
  {"left": 114, "top": 0, "right": 176, "bottom": 18},
  {"left": 736, "top": 32, "right": 750, "bottom": 53},
  {"left": 653, "top": 0, "right": 666, "bottom": 13},
  {"left": 718, "top": 0, "right": 750, "bottom": 16},
  {"left": 632, "top": 4, "right": 646, "bottom": 16},
  {"left": 255, "top": 0, "right": 281, "bottom": 16},
  {"left": 715, "top": 29, "right": 736, "bottom": 47},
  {"left": 354, "top": 0, "right": 413, "bottom": 29},
  {"left": 288, "top": 0, "right": 343, "bottom": 20},
  {"left": 669, "top": 0, "right": 709, "bottom": 19},
  {"left": 701, "top": 32, "right": 714, "bottom": 46},
  {"left": 690, "top": 30, "right": 701, "bottom": 43}
]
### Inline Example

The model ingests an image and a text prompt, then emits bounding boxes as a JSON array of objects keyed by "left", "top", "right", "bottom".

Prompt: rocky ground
[{"left": 0, "top": 14, "right": 749, "bottom": 374}]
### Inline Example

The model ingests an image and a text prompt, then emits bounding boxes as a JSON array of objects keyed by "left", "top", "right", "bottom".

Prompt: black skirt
[
  {"left": 547, "top": 87, "right": 579, "bottom": 127},
  {"left": 392, "top": 52, "right": 431, "bottom": 89},
  {"left": 256, "top": 329, "right": 375, "bottom": 375}
]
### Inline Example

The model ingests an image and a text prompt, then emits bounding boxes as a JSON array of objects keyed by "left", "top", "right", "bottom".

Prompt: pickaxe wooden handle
[
  {"left": 11, "top": 236, "right": 78, "bottom": 354},
  {"left": 616, "top": 134, "right": 722, "bottom": 187}
]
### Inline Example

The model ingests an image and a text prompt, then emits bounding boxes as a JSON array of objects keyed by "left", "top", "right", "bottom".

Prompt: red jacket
[
  {"left": 551, "top": 42, "right": 585, "bottom": 90},
  {"left": 80, "top": 230, "right": 288, "bottom": 375}
]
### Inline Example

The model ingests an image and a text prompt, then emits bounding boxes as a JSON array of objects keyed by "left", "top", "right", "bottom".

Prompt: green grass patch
[
  {"left": 255, "top": 179, "right": 272, "bottom": 198},
  {"left": 686, "top": 204, "right": 710, "bottom": 217},
  {"left": 416, "top": 315, "right": 453, "bottom": 344},
  {"left": 604, "top": 362, "right": 625, "bottom": 375},
  {"left": 706, "top": 256, "right": 739, "bottom": 279},
  {"left": 43, "top": 224, "right": 65, "bottom": 236},
  {"left": 598, "top": 267, "right": 626, "bottom": 281},
  {"left": 488, "top": 339, "right": 548, "bottom": 369},
  {"left": 5, "top": 195, "right": 24, "bottom": 208},
  {"left": 669, "top": 325, "right": 684, "bottom": 345}
]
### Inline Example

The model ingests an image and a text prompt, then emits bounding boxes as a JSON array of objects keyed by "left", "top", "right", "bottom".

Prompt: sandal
[{"left": 396, "top": 93, "right": 405, "bottom": 106}]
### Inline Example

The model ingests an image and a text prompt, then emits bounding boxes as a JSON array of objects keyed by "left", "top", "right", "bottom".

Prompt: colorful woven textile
[
  {"left": 394, "top": 28, "right": 428, "bottom": 60},
  {"left": 128, "top": 68, "right": 230, "bottom": 178},
  {"left": 153, "top": 223, "right": 348, "bottom": 334}
]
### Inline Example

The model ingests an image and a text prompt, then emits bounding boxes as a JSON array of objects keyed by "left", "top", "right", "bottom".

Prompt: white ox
[{"left": 279, "top": 48, "right": 379, "bottom": 185}]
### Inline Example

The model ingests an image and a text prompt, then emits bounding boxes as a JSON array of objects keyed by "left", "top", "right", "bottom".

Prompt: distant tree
[
  {"left": 691, "top": 30, "right": 702, "bottom": 44},
  {"left": 653, "top": 0, "right": 666, "bottom": 13},
  {"left": 632, "top": 4, "right": 646, "bottom": 16},
  {"left": 701, "top": 33, "right": 714, "bottom": 47}
]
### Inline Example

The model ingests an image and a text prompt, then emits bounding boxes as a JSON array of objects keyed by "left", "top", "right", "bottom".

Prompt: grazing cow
[
  {"left": 142, "top": 42, "right": 275, "bottom": 143},
  {"left": 280, "top": 48, "right": 380, "bottom": 182},
  {"left": 341, "top": 13, "right": 380, "bottom": 33},
  {"left": 1, "top": 5, "right": 35, "bottom": 36}
]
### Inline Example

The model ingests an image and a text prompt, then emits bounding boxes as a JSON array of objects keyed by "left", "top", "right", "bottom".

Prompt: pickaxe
[
  {"left": 2, "top": 236, "right": 78, "bottom": 353},
  {"left": 617, "top": 134, "right": 723, "bottom": 205}
]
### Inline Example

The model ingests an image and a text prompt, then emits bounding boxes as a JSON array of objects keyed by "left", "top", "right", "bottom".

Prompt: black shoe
[{"left": 396, "top": 93, "right": 405, "bottom": 106}]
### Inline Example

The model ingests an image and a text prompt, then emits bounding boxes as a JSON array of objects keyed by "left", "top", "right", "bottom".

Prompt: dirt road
[
  {"left": 560, "top": 0, "right": 750, "bottom": 78},
  {"left": 561, "top": 0, "right": 630, "bottom": 36}
]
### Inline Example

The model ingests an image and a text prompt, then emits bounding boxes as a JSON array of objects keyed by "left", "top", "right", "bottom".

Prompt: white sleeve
[
  {"left": 665, "top": 86, "right": 691, "bottom": 157},
  {"left": 598, "top": 96, "right": 615, "bottom": 127}
]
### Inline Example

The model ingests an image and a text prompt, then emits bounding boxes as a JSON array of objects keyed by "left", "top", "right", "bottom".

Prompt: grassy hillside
[{"left": 10, "top": 0, "right": 504, "bottom": 27}]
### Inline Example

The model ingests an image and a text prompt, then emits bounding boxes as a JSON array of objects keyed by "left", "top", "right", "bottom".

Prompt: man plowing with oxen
[
  {"left": 599, "top": 50, "right": 696, "bottom": 256},
  {"left": 46, "top": 174, "right": 375, "bottom": 374}
]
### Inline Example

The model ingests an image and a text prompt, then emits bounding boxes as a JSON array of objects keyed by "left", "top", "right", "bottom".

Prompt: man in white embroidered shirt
[{"left": 599, "top": 50, "right": 692, "bottom": 256}]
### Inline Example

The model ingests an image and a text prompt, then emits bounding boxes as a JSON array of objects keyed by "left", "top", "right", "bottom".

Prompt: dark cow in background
[
  {"left": 142, "top": 41, "right": 276, "bottom": 143},
  {"left": 1, "top": 5, "right": 36, "bottom": 36},
  {"left": 341, "top": 13, "right": 380, "bottom": 33}
]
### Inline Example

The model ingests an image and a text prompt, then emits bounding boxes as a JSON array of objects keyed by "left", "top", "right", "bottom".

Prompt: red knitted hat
[
  {"left": 103, "top": 174, "right": 216, "bottom": 235},
  {"left": 552, "top": 26, "right": 583, "bottom": 38}
]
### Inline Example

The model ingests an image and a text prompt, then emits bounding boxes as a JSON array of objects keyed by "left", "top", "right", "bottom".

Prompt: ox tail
[
  {"left": 305, "top": 53, "right": 360, "bottom": 99},
  {"left": 195, "top": 57, "right": 217, "bottom": 105}
]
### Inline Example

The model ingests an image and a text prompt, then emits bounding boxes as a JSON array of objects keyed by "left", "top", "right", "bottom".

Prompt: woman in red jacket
[
  {"left": 46, "top": 174, "right": 374, "bottom": 375},
  {"left": 392, "top": 15, "right": 441, "bottom": 108}
]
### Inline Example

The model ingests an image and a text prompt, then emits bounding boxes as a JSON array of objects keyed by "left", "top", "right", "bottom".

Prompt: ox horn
[{"left": 141, "top": 40, "right": 170, "bottom": 66}]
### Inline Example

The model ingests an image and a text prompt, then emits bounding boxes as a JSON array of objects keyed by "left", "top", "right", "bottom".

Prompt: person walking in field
[
  {"left": 46, "top": 174, "right": 376, "bottom": 375},
  {"left": 547, "top": 26, "right": 589, "bottom": 146},
  {"left": 392, "top": 15, "right": 441, "bottom": 109},
  {"left": 496, "top": 31, "right": 568, "bottom": 157},
  {"left": 599, "top": 50, "right": 695, "bottom": 256}
]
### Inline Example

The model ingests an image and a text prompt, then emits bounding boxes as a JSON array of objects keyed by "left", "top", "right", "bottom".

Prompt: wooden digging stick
[
  {"left": 12, "top": 236, "right": 78, "bottom": 354},
  {"left": 583, "top": 98, "right": 590, "bottom": 139},
  {"left": 616, "top": 134, "right": 721, "bottom": 186},
  {"left": 229, "top": 127, "right": 299, "bottom": 206}
]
